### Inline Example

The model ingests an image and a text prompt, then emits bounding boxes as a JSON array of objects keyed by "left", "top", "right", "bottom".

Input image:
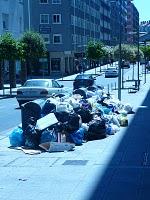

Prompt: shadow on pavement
[{"left": 88, "top": 89, "right": 150, "bottom": 200}]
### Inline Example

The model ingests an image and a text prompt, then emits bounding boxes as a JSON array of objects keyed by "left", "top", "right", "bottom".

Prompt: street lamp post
[
  {"left": 109, "top": 0, "right": 122, "bottom": 100},
  {"left": 118, "top": 0, "right": 122, "bottom": 101},
  {"left": 137, "top": 26, "right": 140, "bottom": 91},
  {"left": 28, "top": 0, "right": 31, "bottom": 31},
  {"left": 144, "top": 41, "right": 147, "bottom": 84}
]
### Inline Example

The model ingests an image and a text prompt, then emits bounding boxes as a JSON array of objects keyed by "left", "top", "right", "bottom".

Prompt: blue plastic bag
[
  {"left": 9, "top": 127, "right": 25, "bottom": 147},
  {"left": 69, "top": 127, "right": 85, "bottom": 145},
  {"left": 40, "top": 128, "right": 57, "bottom": 144}
]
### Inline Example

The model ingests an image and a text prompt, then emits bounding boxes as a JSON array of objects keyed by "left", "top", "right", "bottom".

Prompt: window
[
  {"left": 41, "top": 34, "right": 50, "bottom": 44},
  {"left": 19, "top": 17, "right": 23, "bottom": 33},
  {"left": 40, "top": 0, "right": 48, "bottom": 3},
  {"left": 52, "top": 14, "right": 61, "bottom": 24},
  {"left": 53, "top": 34, "right": 62, "bottom": 44},
  {"left": 2, "top": 13, "right": 9, "bottom": 30},
  {"left": 52, "top": 80, "right": 61, "bottom": 88},
  {"left": 52, "top": 0, "right": 61, "bottom": 4},
  {"left": 40, "top": 14, "right": 49, "bottom": 24},
  {"left": 51, "top": 58, "right": 61, "bottom": 71}
]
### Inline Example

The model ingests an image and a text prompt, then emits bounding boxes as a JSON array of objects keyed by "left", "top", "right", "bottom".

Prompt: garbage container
[{"left": 21, "top": 99, "right": 45, "bottom": 131}]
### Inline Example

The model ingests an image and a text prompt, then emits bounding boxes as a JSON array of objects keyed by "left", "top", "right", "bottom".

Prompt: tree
[
  {"left": 86, "top": 41, "right": 105, "bottom": 69},
  {"left": 113, "top": 44, "right": 132, "bottom": 61},
  {"left": 102, "top": 46, "right": 114, "bottom": 67},
  {"left": 19, "top": 31, "right": 46, "bottom": 82},
  {"left": 140, "top": 45, "right": 150, "bottom": 61},
  {"left": 114, "top": 44, "right": 144, "bottom": 62},
  {"left": 0, "top": 33, "right": 19, "bottom": 89}
]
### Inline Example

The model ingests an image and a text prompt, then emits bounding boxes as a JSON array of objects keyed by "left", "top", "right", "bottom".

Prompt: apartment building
[
  {"left": 109, "top": 0, "right": 127, "bottom": 46},
  {"left": 140, "top": 21, "right": 150, "bottom": 33},
  {"left": 0, "top": 0, "right": 24, "bottom": 77},
  {"left": 126, "top": 0, "right": 139, "bottom": 44},
  {"left": 24, "top": 0, "right": 111, "bottom": 75},
  {"left": 0, "top": 0, "right": 24, "bottom": 37}
]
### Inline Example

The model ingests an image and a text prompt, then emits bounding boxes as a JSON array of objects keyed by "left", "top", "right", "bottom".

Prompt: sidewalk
[
  {"left": 0, "top": 84, "right": 21, "bottom": 99},
  {"left": 1, "top": 71, "right": 150, "bottom": 200}
]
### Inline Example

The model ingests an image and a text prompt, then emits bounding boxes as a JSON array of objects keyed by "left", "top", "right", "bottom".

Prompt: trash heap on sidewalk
[{"left": 9, "top": 86, "right": 133, "bottom": 153}]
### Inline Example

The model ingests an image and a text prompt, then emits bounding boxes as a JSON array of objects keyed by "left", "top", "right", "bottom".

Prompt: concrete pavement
[{"left": 0, "top": 68, "right": 150, "bottom": 200}]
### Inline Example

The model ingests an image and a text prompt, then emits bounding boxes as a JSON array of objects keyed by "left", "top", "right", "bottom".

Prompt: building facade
[
  {"left": 24, "top": 0, "right": 111, "bottom": 76},
  {"left": 126, "top": 0, "right": 139, "bottom": 44},
  {"left": 0, "top": 0, "right": 24, "bottom": 37},
  {"left": 140, "top": 21, "right": 150, "bottom": 33},
  {"left": 110, "top": 0, "right": 127, "bottom": 46},
  {"left": 0, "top": 0, "right": 24, "bottom": 77}
]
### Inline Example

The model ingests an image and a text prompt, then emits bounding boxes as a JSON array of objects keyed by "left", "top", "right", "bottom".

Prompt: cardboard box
[{"left": 39, "top": 142, "right": 75, "bottom": 152}]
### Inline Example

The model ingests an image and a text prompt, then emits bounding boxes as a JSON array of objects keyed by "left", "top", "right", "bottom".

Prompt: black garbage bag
[
  {"left": 23, "top": 117, "right": 41, "bottom": 149},
  {"left": 73, "top": 88, "right": 87, "bottom": 99},
  {"left": 87, "top": 86, "right": 97, "bottom": 92},
  {"left": 64, "top": 113, "right": 80, "bottom": 132},
  {"left": 41, "top": 100, "right": 56, "bottom": 117},
  {"left": 54, "top": 111, "right": 69, "bottom": 123},
  {"left": 86, "top": 119, "right": 107, "bottom": 141},
  {"left": 74, "top": 107, "right": 92, "bottom": 123}
]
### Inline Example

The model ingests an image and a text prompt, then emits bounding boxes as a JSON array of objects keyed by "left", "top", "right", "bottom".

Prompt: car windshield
[
  {"left": 107, "top": 67, "right": 117, "bottom": 70},
  {"left": 24, "top": 80, "right": 49, "bottom": 87},
  {"left": 75, "top": 74, "right": 93, "bottom": 79}
]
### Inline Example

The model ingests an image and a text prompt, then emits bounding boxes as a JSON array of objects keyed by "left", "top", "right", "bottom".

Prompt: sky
[{"left": 134, "top": 0, "right": 150, "bottom": 22}]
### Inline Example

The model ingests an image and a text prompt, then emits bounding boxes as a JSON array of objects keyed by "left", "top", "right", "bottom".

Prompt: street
[
  {"left": 0, "top": 63, "right": 144, "bottom": 135},
  {"left": 0, "top": 98, "right": 21, "bottom": 134}
]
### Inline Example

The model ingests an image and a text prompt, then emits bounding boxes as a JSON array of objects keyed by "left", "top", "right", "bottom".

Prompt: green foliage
[
  {"left": 20, "top": 31, "right": 46, "bottom": 60},
  {"left": 86, "top": 41, "right": 105, "bottom": 60},
  {"left": 140, "top": 45, "right": 150, "bottom": 60},
  {"left": 0, "top": 33, "right": 18, "bottom": 61},
  {"left": 102, "top": 46, "right": 114, "bottom": 59},
  {"left": 113, "top": 44, "right": 131, "bottom": 60},
  {"left": 113, "top": 44, "right": 144, "bottom": 62}
]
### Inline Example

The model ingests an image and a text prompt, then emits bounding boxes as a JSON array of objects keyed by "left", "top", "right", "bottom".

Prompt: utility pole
[
  {"left": 144, "top": 41, "right": 147, "bottom": 84},
  {"left": 28, "top": 0, "right": 31, "bottom": 31},
  {"left": 118, "top": 0, "right": 122, "bottom": 101},
  {"left": 137, "top": 25, "right": 140, "bottom": 90},
  {"left": 109, "top": 0, "right": 122, "bottom": 100}
]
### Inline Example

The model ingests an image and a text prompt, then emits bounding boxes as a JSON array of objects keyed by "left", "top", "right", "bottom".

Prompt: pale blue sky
[{"left": 134, "top": 0, "right": 150, "bottom": 22}]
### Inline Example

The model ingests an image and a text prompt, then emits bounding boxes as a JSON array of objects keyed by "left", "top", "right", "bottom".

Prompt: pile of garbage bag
[{"left": 9, "top": 87, "right": 133, "bottom": 152}]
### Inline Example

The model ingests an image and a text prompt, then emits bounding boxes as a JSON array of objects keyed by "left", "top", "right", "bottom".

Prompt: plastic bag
[
  {"left": 41, "top": 100, "right": 56, "bottom": 117},
  {"left": 64, "top": 113, "right": 80, "bottom": 132},
  {"left": 106, "top": 123, "right": 120, "bottom": 135},
  {"left": 24, "top": 124, "right": 41, "bottom": 149},
  {"left": 118, "top": 113, "right": 128, "bottom": 127},
  {"left": 124, "top": 104, "right": 133, "bottom": 114},
  {"left": 9, "top": 126, "right": 24, "bottom": 147},
  {"left": 40, "top": 128, "right": 57, "bottom": 144},
  {"left": 67, "top": 128, "right": 85, "bottom": 145},
  {"left": 86, "top": 119, "right": 106, "bottom": 141}
]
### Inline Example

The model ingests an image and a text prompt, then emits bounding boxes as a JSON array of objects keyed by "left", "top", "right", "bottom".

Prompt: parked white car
[
  {"left": 105, "top": 67, "right": 118, "bottom": 78},
  {"left": 16, "top": 79, "right": 71, "bottom": 106}
]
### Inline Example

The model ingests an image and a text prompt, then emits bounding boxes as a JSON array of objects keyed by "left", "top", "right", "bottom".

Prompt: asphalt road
[
  {"left": 0, "top": 98, "right": 21, "bottom": 134},
  {"left": 0, "top": 63, "right": 142, "bottom": 134}
]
